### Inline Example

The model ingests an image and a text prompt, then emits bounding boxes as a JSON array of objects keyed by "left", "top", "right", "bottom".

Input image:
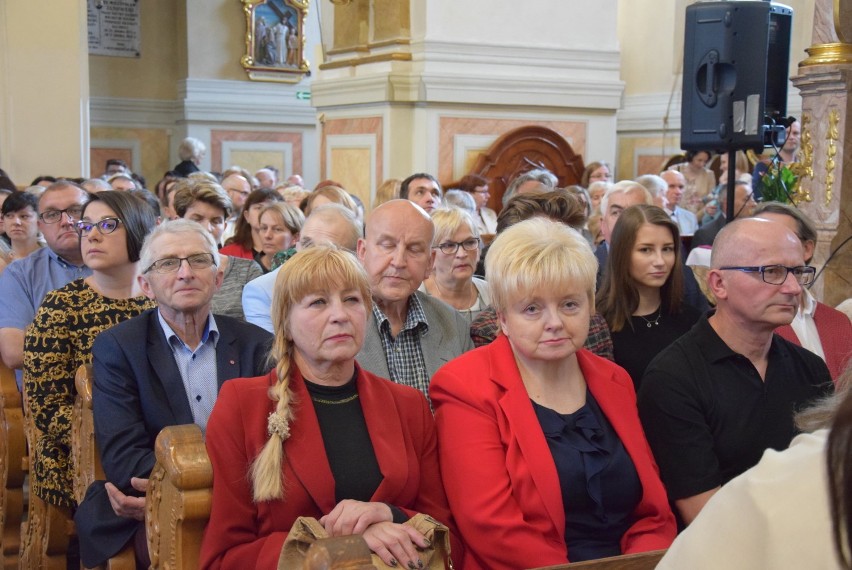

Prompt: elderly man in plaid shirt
[{"left": 356, "top": 199, "right": 474, "bottom": 400}]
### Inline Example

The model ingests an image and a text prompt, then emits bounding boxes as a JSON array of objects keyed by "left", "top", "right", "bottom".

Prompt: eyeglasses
[
  {"left": 75, "top": 217, "right": 123, "bottom": 237},
  {"left": 226, "top": 187, "right": 250, "bottom": 197},
  {"left": 144, "top": 253, "right": 217, "bottom": 274},
  {"left": 434, "top": 238, "right": 480, "bottom": 255},
  {"left": 473, "top": 189, "right": 490, "bottom": 195},
  {"left": 39, "top": 206, "right": 85, "bottom": 224},
  {"left": 718, "top": 264, "right": 816, "bottom": 286}
]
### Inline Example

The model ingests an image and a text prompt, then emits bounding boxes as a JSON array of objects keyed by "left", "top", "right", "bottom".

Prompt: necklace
[
  {"left": 637, "top": 306, "right": 662, "bottom": 328},
  {"left": 311, "top": 393, "right": 359, "bottom": 405}
]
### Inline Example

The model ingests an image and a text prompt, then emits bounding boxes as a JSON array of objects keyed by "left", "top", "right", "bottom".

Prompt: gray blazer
[{"left": 356, "top": 291, "right": 474, "bottom": 386}]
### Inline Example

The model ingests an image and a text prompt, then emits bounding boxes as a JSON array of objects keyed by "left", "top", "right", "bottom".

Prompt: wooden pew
[
  {"left": 146, "top": 424, "right": 213, "bottom": 570},
  {"left": 531, "top": 549, "right": 667, "bottom": 570},
  {"left": 0, "top": 362, "right": 24, "bottom": 570},
  {"left": 146, "top": 425, "right": 382, "bottom": 570},
  {"left": 19, "top": 389, "right": 70, "bottom": 569},
  {"left": 72, "top": 364, "right": 135, "bottom": 569}
]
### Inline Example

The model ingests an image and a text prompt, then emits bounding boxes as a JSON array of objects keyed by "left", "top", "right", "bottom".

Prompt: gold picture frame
[{"left": 241, "top": 0, "right": 310, "bottom": 83}]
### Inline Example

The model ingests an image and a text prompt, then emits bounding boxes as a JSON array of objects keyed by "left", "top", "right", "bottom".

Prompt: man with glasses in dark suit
[{"left": 74, "top": 219, "right": 271, "bottom": 568}]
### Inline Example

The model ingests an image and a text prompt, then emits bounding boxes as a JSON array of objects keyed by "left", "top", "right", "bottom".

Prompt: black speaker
[{"left": 681, "top": 2, "right": 793, "bottom": 153}]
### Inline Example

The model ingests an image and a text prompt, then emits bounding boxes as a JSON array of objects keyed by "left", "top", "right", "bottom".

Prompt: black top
[
  {"left": 532, "top": 392, "right": 642, "bottom": 563},
  {"left": 637, "top": 313, "right": 833, "bottom": 502},
  {"left": 306, "top": 374, "right": 383, "bottom": 504},
  {"left": 172, "top": 159, "right": 199, "bottom": 177},
  {"left": 610, "top": 303, "right": 702, "bottom": 390}
]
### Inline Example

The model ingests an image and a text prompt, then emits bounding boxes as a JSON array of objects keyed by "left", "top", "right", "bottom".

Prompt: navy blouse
[{"left": 531, "top": 391, "right": 643, "bottom": 562}]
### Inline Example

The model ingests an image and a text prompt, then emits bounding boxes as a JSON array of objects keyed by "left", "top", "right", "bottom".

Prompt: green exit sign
[{"left": 296, "top": 91, "right": 311, "bottom": 101}]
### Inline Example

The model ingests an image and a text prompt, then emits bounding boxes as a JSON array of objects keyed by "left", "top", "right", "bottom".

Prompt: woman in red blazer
[
  {"left": 431, "top": 218, "right": 675, "bottom": 570},
  {"left": 200, "top": 246, "right": 458, "bottom": 570}
]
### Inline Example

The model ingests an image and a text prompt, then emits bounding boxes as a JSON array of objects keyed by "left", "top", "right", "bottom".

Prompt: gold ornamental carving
[
  {"left": 801, "top": 0, "right": 852, "bottom": 66},
  {"left": 825, "top": 109, "right": 841, "bottom": 206},
  {"left": 789, "top": 114, "right": 814, "bottom": 204}
]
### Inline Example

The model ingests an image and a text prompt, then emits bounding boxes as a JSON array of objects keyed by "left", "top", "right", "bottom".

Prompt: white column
[{"left": 0, "top": 0, "right": 89, "bottom": 182}]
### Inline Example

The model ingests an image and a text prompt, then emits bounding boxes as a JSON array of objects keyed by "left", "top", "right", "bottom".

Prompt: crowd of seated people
[{"left": 0, "top": 156, "right": 848, "bottom": 570}]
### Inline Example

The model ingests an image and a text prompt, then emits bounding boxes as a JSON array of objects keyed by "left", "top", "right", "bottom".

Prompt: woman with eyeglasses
[
  {"left": 456, "top": 174, "right": 497, "bottom": 235},
  {"left": 23, "top": 191, "right": 157, "bottom": 511},
  {"left": 0, "top": 191, "right": 42, "bottom": 275},
  {"left": 419, "top": 207, "right": 490, "bottom": 322}
]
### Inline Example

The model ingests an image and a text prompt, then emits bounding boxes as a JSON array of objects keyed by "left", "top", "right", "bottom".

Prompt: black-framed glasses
[
  {"left": 434, "top": 238, "right": 480, "bottom": 255},
  {"left": 144, "top": 253, "right": 217, "bottom": 274},
  {"left": 719, "top": 264, "right": 816, "bottom": 286},
  {"left": 75, "top": 217, "right": 123, "bottom": 237},
  {"left": 39, "top": 206, "right": 85, "bottom": 224}
]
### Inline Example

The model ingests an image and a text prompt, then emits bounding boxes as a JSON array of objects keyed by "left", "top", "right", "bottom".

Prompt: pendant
[{"left": 647, "top": 322, "right": 653, "bottom": 328}]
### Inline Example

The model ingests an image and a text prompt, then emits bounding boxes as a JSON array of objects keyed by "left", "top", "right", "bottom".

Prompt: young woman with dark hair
[
  {"left": 23, "top": 191, "right": 157, "bottom": 511},
  {"left": 0, "top": 191, "right": 41, "bottom": 274},
  {"left": 596, "top": 204, "right": 701, "bottom": 388}
]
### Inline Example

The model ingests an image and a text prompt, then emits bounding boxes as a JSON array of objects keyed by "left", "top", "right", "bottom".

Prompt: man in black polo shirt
[{"left": 638, "top": 218, "right": 832, "bottom": 526}]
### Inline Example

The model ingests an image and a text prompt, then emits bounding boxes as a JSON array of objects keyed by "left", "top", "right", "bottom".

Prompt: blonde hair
[
  {"left": 431, "top": 207, "right": 480, "bottom": 245},
  {"left": 485, "top": 217, "right": 596, "bottom": 313},
  {"left": 249, "top": 246, "right": 372, "bottom": 501},
  {"left": 305, "top": 186, "right": 358, "bottom": 216},
  {"left": 277, "top": 184, "right": 310, "bottom": 205},
  {"left": 374, "top": 178, "right": 401, "bottom": 208},
  {"left": 258, "top": 202, "right": 305, "bottom": 236}
]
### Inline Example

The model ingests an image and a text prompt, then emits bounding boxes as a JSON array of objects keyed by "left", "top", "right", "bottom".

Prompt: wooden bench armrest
[
  {"left": 0, "top": 361, "right": 23, "bottom": 568},
  {"left": 147, "top": 424, "right": 212, "bottom": 569}
]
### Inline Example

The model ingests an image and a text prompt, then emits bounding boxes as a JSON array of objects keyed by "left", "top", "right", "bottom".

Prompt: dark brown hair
[
  {"left": 456, "top": 174, "right": 489, "bottom": 194},
  {"left": 229, "top": 188, "right": 283, "bottom": 250},
  {"left": 495, "top": 191, "right": 586, "bottom": 234},
  {"left": 580, "top": 161, "right": 610, "bottom": 188},
  {"left": 81, "top": 190, "right": 157, "bottom": 263},
  {"left": 596, "top": 204, "right": 684, "bottom": 332}
]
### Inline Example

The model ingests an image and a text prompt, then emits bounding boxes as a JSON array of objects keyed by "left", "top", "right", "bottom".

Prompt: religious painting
[{"left": 241, "top": 0, "right": 310, "bottom": 83}]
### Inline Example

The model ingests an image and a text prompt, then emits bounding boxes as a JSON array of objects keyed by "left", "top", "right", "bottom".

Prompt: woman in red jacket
[
  {"left": 200, "top": 246, "right": 458, "bottom": 570},
  {"left": 431, "top": 218, "right": 675, "bottom": 570}
]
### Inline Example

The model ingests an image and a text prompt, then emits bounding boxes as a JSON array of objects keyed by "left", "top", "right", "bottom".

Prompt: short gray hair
[
  {"left": 442, "top": 190, "right": 477, "bottom": 215},
  {"left": 600, "top": 180, "right": 653, "bottom": 215},
  {"left": 178, "top": 137, "right": 207, "bottom": 162},
  {"left": 138, "top": 218, "right": 220, "bottom": 274},
  {"left": 306, "top": 203, "right": 362, "bottom": 251},
  {"left": 636, "top": 174, "right": 668, "bottom": 199},
  {"left": 502, "top": 168, "right": 558, "bottom": 206}
]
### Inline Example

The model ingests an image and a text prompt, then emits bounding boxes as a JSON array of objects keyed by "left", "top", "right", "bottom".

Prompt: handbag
[{"left": 278, "top": 513, "right": 453, "bottom": 569}]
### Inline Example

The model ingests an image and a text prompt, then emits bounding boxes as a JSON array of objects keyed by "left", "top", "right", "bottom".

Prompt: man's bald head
[
  {"left": 358, "top": 199, "right": 435, "bottom": 305},
  {"left": 711, "top": 218, "right": 803, "bottom": 269},
  {"left": 298, "top": 203, "right": 362, "bottom": 252},
  {"left": 365, "top": 199, "right": 434, "bottom": 242}
]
